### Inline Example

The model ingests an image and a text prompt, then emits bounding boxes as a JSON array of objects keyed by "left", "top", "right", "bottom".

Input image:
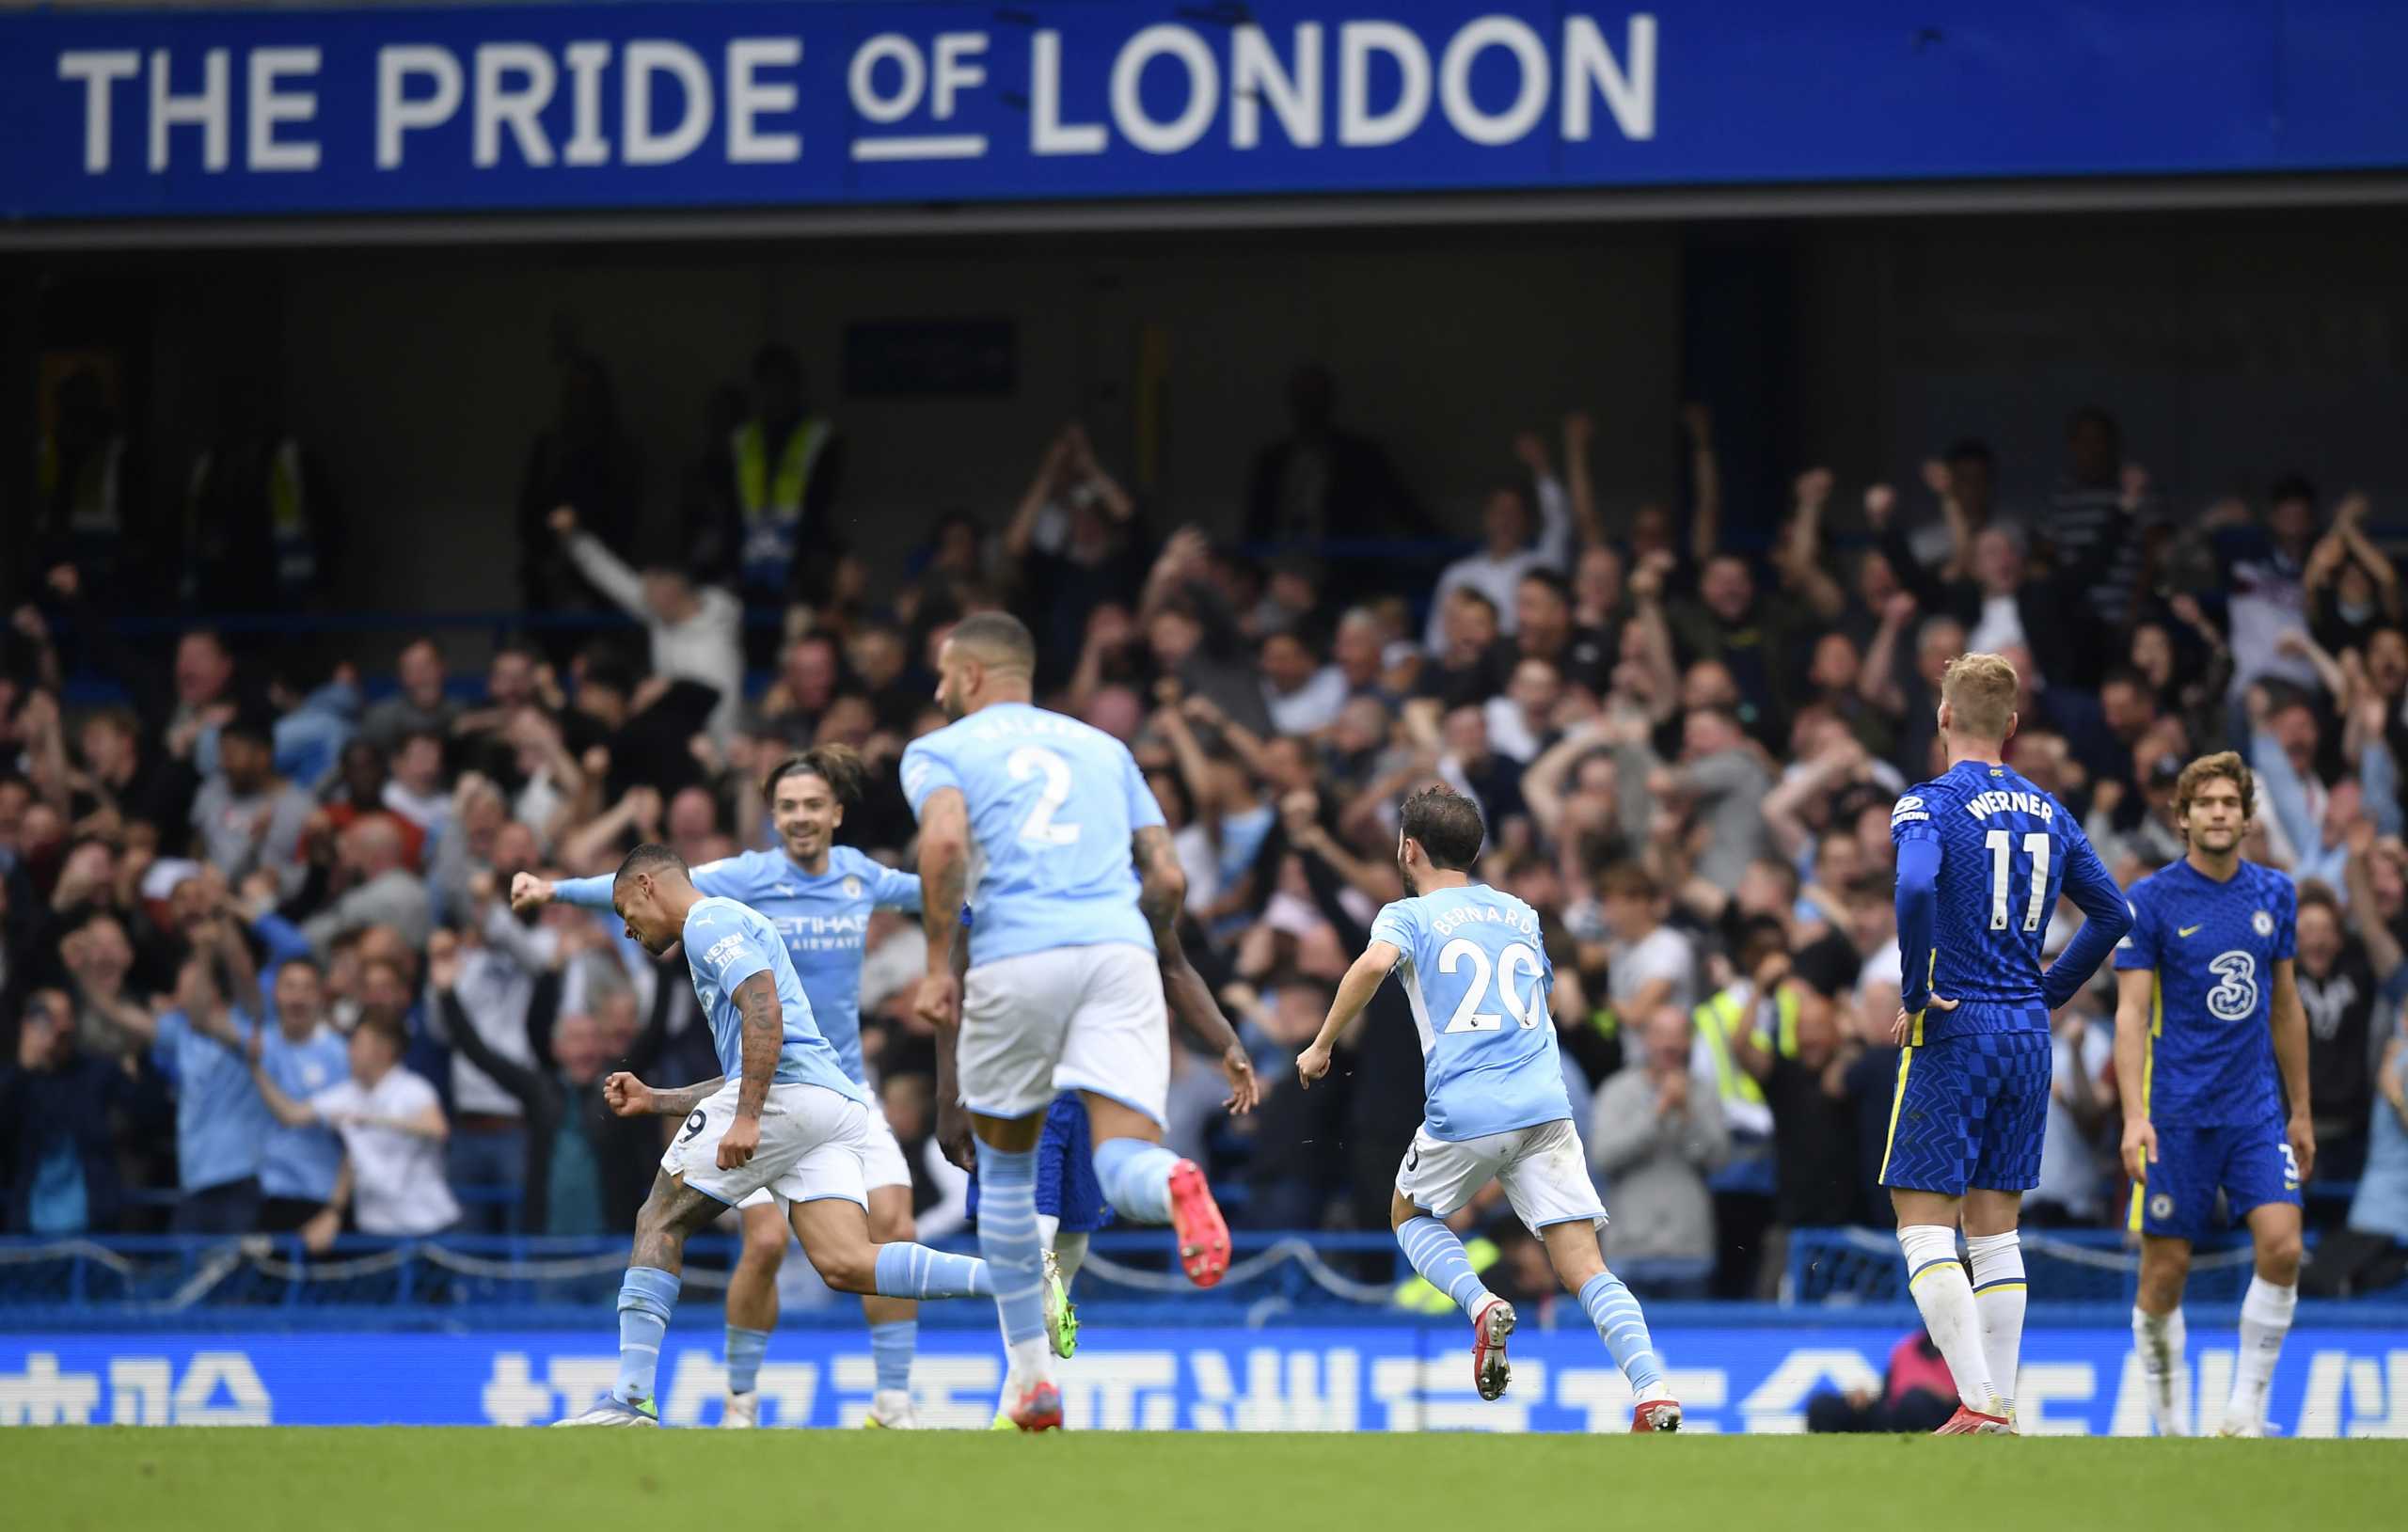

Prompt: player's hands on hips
[
  {"left": 1891, "top": 994, "right": 1954, "bottom": 1046},
  {"left": 718, "top": 1113, "right": 761, "bottom": 1170},
  {"left": 602, "top": 1072, "right": 652, "bottom": 1118},
  {"left": 2287, "top": 1112, "right": 2317, "bottom": 1184},
  {"left": 914, "top": 971, "right": 961, "bottom": 1029},
  {"left": 509, "top": 871, "right": 553, "bottom": 914},
  {"left": 1220, "top": 1044, "right": 1260, "bottom": 1115},
  {"left": 2121, "top": 1116, "right": 2158, "bottom": 1185},
  {"left": 1296, "top": 1041, "right": 1333, "bottom": 1089}
]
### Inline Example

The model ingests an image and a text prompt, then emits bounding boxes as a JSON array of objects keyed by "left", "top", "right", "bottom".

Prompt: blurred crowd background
[{"left": 8, "top": 355, "right": 2408, "bottom": 1305}]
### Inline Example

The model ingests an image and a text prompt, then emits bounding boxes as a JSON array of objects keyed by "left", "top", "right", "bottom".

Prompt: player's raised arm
[
  {"left": 2042, "top": 829, "right": 2132, "bottom": 1010},
  {"left": 1297, "top": 940, "right": 1402, "bottom": 1088}
]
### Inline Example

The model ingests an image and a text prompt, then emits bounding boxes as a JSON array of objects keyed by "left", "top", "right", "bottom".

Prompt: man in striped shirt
[{"left": 2037, "top": 405, "right": 2156, "bottom": 640}]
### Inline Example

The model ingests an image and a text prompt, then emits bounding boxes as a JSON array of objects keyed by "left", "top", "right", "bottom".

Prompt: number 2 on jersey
[
  {"left": 1437, "top": 939, "right": 1544, "bottom": 1033},
  {"left": 1983, "top": 829, "right": 2052, "bottom": 933},
  {"left": 1007, "top": 746, "right": 1081, "bottom": 846}
]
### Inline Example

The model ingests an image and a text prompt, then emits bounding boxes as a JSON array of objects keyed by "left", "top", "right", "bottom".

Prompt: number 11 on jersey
[{"left": 1984, "top": 829, "right": 2051, "bottom": 933}]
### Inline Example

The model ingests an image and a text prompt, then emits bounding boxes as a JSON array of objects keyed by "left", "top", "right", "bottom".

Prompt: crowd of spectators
[{"left": 5, "top": 370, "right": 2408, "bottom": 1306}]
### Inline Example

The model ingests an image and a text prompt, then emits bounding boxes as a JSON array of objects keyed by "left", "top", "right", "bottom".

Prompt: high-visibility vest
[
  {"left": 1691, "top": 983, "right": 1800, "bottom": 1133},
  {"left": 37, "top": 432, "right": 123, "bottom": 535},
  {"left": 732, "top": 417, "right": 832, "bottom": 583},
  {"left": 1393, "top": 1236, "right": 1501, "bottom": 1313},
  {"left": 184, "top": 439, "right": 313, "bottom": 592}
]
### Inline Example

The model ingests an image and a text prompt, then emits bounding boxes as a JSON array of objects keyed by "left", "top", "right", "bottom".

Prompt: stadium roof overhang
[{"left": 8, "top": 172, "right": 2408, "bottom": 254}]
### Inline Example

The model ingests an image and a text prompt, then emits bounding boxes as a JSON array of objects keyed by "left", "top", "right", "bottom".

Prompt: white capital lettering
[
  {"left": 622, "top": 40, "right": 714, "bottom": 166},
  {"left": 1230, "top": 24, "right": 1322, "bottom": 150},
  {"left": 561, "top": 41, "right": 610, "bottom": 166},
  {"left": 1031, "top": 29, "right": 1105, "bottom": 154},
  {"left": 849, "top": 34, "right": 924, "bottom": 125},
  {"left": 1338, "top": 22, "right": 1430, "bottom": 148},
  {"left": 727, "top": 38, "right": 801, "bottom": 163},
  {"left": 377, "top": 46, "right": 464, "bottom": 170},
  {"left": 246, "top": 47, "right": 321, "bottom": 172},
  {"left": 1439, "top": 16, "right": 1548, "bottom": 148},
  {"left": 149, "top": 48, "right": 230, "bottom": 173},
  {"left": 1110, "top": 24, "right": 1217, "bottom": 155},
  {"left": 1562, "top": 13, "right": 1656, "bottom": 142},
  {"left": 57, "top": 51, "right": 140, "bottom": 174},
  {"left": 474, "top": 44, "right": 557, "bottom": 168},
  {"left": 931, "top": 32, "right": 987, "bottom": 119}
]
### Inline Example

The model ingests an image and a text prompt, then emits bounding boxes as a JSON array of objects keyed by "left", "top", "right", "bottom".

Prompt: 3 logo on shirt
[{"left": 2206, "top": 951, "right": 2260, "bottom": 1021}]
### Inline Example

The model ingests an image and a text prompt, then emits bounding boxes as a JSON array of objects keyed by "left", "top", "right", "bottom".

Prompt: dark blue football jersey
[
  {"left": 2114, "top": 857, "right": 2295, "bottom": 1128},
  {"left": 1891, "top": 759, "right": 2120, "bottom": 1039}
]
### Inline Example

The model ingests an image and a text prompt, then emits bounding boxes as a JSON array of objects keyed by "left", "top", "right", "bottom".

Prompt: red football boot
[{"left": 1167, "top": 1159, "right": 1230, "bottom": 1287}]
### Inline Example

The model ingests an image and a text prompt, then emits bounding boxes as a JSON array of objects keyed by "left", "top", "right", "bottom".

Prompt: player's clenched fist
[
  {"left": 1296, "top": 1040, "right": 1333, "bottom": 1089},
  {"left": 914, "top": 971, "right": 960, "bottom": 1028},
  {"left": 510, "top": 871, "right": 554, "bottom": 914},
  {"left": 718, "top": 1114, "right": 761, "bottom": 1170},
  {"left": 603, "top": 1072, "right": 652, "bottom": 1118}
]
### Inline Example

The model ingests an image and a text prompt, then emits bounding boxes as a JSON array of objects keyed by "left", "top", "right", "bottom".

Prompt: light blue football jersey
[
  {"left": 1369, "top": 884, "right": 1572, "bottom": 1142},
  {"left": 257, "top": 1023, "right": 350, "bottom": 1201},
  {"left": 680, "top": 896, "right": 866, "bottom": 1105},
  {"left": 900, "top": 702, "right": 1163, "bottom": 966},
  {"left": 556, "top": 845, "right": 920, "bottom": 1086}
]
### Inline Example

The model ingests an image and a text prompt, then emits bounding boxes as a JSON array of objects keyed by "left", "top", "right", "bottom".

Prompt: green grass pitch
[{"left": 10, "top": 1429, "right": 2405, "bottom": 1532}]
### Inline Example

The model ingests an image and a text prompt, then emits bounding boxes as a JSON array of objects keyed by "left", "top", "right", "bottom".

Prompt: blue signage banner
[
  {"left": 6, "top": 1325, "right": 2408, "bottom": 1433},
  {"left": 3, "top": 1, "right": 2407, "bottom": 224}
]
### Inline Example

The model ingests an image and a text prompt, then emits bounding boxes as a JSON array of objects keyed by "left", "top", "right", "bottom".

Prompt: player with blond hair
[
  {"left": 2115, "top": 751, "right": 2314, "bottom": 1437},
  {"left": 1882, "top": 652, "right": 2131, "bottom": 1432}
]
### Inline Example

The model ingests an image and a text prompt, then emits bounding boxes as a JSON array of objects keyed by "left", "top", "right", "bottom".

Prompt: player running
[
  {"left": 904, "top": 612, "right": 1234, "bottom": 1433},
  {"left": 1295, "top": 785, "right": 1681, "bottom": 1430},
  {"left": 944, "top": 906, "right": 1260, "bottom": 1383},
  {"left": 1884, "top": 653, "right": 2130, "bottom": 1434},
  {"left": 520, "top": 745, "right": 943, "bottom": 1429},
  {"left": 551, "top": 845, "right": 993, "bottom": 1427},
  {"left": 2115, "top": 751, "right": 2314, "bottom": 1438}
]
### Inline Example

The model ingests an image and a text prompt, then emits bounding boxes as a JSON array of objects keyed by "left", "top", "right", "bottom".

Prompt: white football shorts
[
  {"left": 958, "top": 941, "right": 1167, "bottom": 1126},
  {"left": 859, "top": 1101, "right": 913, "bottom": 1192},
  {"left": 1396, "top": 1117, "right": 1608, "bottom": 1235},
  {"left": 662, "top": 1078, "right": 871, "bottom": 1212}
]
